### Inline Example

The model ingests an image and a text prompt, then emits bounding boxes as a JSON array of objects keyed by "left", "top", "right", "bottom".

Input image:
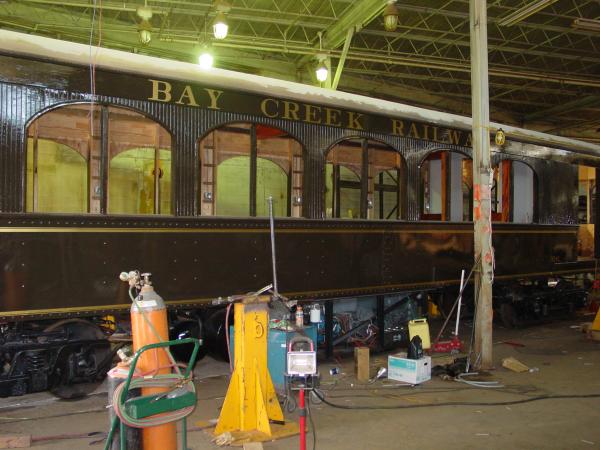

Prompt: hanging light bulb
[
  {"left": 315, "top": 32, "right": 328, "bottom": 83},
  {"left": 383, "top": 1, "right": 399, "bottom": 32},
  {"left": 198, "top": 47, "right": 214, "bottom": 69},
  {"left": 136, "top": 4, "right": 153, "bottom": 45},
  {"left": 315, "top": 62, "right": 328, "bottom": 82},
  {"left": 138, "top": 20, "right": 152, "bottom": 45},
  {"left": 213, "top": 11, "right": 228, "bottom": 39}
]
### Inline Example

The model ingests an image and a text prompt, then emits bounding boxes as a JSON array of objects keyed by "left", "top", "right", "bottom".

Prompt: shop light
[{"left": 213, "top": 12, "right": 229, "bottom": 39}]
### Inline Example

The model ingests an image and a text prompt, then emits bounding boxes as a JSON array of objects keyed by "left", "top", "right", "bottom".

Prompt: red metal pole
[{"left": 299, "top": 388, "right": 306, "bottom": 450}]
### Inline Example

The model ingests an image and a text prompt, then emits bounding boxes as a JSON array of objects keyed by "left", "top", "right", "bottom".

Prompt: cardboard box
[{"left": 388, "top": 354, "right": 431, "bottom": 384}]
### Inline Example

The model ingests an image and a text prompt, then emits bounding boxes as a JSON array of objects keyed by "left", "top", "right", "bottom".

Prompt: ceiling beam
[
  {"left": 524, "top": 95, "right": 600, "bottom": 121},
  {"left": 296, "top": 0, "right": 387, "bottom": 72}
]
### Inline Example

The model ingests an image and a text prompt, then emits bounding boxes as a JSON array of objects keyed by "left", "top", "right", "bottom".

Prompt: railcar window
[
  {"left": 420, "top": 151, "right": 472, "bottom": 221},
  {"left": 491, "top": 160, "right": 511, "bottom": 222},
  {"left": 26, "top": 104, "right": 171, "bottom": 215},
  {"left": 26, "top": 138, "right": 88, "bottom": 213},
  {"left": 108, "top": 107, "right": 171, "bottom": 215},
  {"left": 512, "top": 161, "right": 535, "bottom": 223},
  {"left": 199, "top": 123, "right": 303, "bottom": 217},
  {"left": 326, "top": 139, "right": 402, "bottom": 220},
  {"left": 216, "top": 156, "right": 250, "bottom": 216},
  {"left": 577, "top": 165, "right": 595, "bottom": 258},
  {"left": 25, "top": 104, "right": 99, "bottom": 213}
]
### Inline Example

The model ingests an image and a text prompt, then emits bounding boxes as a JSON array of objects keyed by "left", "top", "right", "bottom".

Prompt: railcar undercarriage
[{"left": 0, "top": 319, "right": 112, "bottom": 398}]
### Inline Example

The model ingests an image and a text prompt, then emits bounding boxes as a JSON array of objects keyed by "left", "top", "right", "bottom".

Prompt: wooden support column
[
  {"left": 595, "top": 168, "right": 600, "bottom": 259},
  {"left": 470, "top": 0, "right": 494, "bottom": 369}
]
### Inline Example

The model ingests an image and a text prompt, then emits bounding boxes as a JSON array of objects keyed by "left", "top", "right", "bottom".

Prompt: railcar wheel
[
  {"left": 45, "top": 319, "right": 111, "bottom": 400},
  {"left": 169, "top": 317, "right": 208, "bottom": 365}
]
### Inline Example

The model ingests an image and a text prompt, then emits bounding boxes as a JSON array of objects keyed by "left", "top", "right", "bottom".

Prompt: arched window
[
  {"left": 199, "top": 123, "right": 303, "bottom": 217},
  {"left": 420, "top": 150, "right": 472, "bottom": 221},
  {"left": 512, "top": 161, "right": 536, "bottom": 223},
  {"left": 108, "top": 107, "right": 172, "bottom": 215},
  {"left": 325, "top": 138, "right": 403, "bottom": 219},
  {"left": 26, "top": 104, "right": 97, "bottom": 213},
  {"left": 26, "top": 104, "right": 172, "bottom": 215}
]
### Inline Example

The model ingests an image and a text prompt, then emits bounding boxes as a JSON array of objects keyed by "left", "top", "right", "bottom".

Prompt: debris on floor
[{"left": 502, "top": 356, "right": 530, "bottom": 373}]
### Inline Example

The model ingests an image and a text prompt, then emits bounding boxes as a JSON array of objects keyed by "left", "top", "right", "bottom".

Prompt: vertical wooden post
[
  {"left": 100, "top": 105, "right": 109, "bottom": 215},
  {"left": 470, "top": 0, "right": 494, "bottom": 369},
  {"left": 154, "top": 124, "right": 160, "bottom": 214},
  {"left": 501, "top": 160, "right": 512, "bottom": 222},
  {"left": 595, "top": 168, "right": 600, "bottom": 259},
  {"left": 441, "top": 151, "right": 449, "bottom": 221},
  {"left": 31, "top": 122, "right": 38, "bottom": 212},
  {"left": 360, "top": 138, "right": 369, "bottom": 219}
]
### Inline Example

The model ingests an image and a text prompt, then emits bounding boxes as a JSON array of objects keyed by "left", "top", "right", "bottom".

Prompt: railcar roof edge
[{"left": 1, "top": 29, "right": 598, "bottom": 158}]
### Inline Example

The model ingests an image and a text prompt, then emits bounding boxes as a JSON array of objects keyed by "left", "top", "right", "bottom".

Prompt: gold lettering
[
  {"left": 260, "top": 98, "right": 279, "bottom": 118},
  {"left": 408, "top": 123, "right": 420, "bottom": 139},
  {"left": 305, "top": 104, "right": 321, "bottom": 124},
  {"left": 324, "top": 107, "right": 342, "bottom": 127},
  {"left": 391, "top": 119, "right": 405, "bottom": 136},
  {"left": 432, "top": 126, "right": 440, "bottom": 142},
  {"left": 205, "top": 89, "right": 224, "bottom": 110},
  {"left": 148, "top": 79, "right": 172, "bottom": 102},
  {"left": 347, "top": 111, "right": 364, "bottom": 130},
  {"left": 283, "top": 101, "right": 300, "bottom": 121},
  {"left": 422, "top": 124, "right": 430, "bottom": 141},
  {"left": 465, "top": 132, "right": 473, "bottom": 147},
  {"left": 447, "top": 129, "right": 462, "bottom": 145},
  {"left": 175, "top": 85, "right": 199, "bottom": 107}
]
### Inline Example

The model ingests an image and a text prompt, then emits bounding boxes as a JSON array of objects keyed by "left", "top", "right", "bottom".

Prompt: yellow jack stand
[
  {"left": 214, "top": 296, "right": 298, "bottom": 443},
  {"left": 588, "top": 307, "right": 600, "bottom": 341}
]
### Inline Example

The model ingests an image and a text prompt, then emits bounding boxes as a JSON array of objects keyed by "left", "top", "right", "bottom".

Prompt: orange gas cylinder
[{"left": 130, "top": 274, "right": 177, "bottom": 450}]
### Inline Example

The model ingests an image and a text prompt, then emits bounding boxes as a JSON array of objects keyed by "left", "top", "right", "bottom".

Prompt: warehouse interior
[{"left": 0, "top": 1, "right": 599, "bottom": 449}]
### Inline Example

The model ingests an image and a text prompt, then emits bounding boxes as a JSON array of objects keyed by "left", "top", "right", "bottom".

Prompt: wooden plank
[
  {"left": 354, "top": 346, "right": 370, "bottom": 382},
  {"left": 243, "top": 443, "right": 264, "bottom": 450},
  {"left": 0, "top": 435, "right": 31, "bottom": 449}
]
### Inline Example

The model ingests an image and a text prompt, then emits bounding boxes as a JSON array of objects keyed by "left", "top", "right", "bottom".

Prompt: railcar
[{"left": 0, "top": 30, "right": 596, "bottom": 396}]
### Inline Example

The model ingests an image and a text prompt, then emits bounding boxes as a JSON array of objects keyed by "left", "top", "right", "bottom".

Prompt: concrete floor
[{"left": 1, "top": 317, "right": 599, "bottom": 449}]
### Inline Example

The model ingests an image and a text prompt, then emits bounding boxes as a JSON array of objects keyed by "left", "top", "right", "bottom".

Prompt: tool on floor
[
  {"left": 432, "top": 269, "right": 466, "bottom": 353},
  {"left": 285, "top": 336, "right": 318, "bottom": 450}
]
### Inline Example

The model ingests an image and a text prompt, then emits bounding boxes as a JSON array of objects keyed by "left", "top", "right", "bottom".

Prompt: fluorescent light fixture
[
  {"left": 572, "top": 18, "right": 600, "bottom": 32},
  {"left": 198, "top": 49, "right": 214, "bottom": 69},
  {"left": 497, "top": 0, "right": 558, "bottom": 27},
  {"left": 213, "top": 12, "right": 228, "bottom": 39}
]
